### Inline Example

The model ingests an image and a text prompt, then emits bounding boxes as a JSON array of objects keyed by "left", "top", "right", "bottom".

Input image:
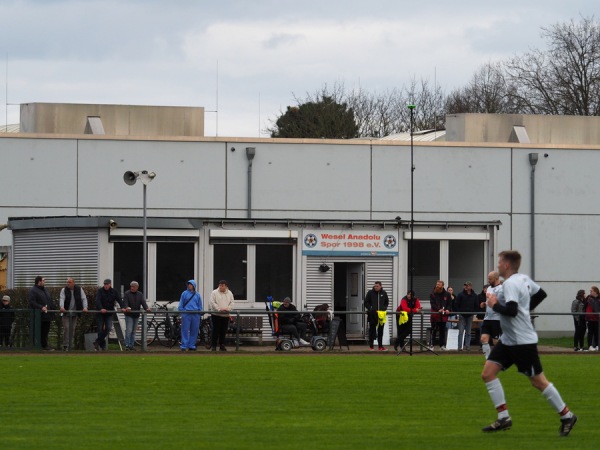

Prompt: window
[
  {"left": 449, "top": 240, "right": 484, "bottom": 292},
  {"left": 213, "top": 243, "right": 293, "bottom": 302},
  {"left": 409, "top": 240, "right": 439, "bottom": 300},
  {"left": 113, "top": 242, "right": 143, "bottom": 296},
  {"left": 213, "top": 244, "right": 247, "bottom": 300},
  {"left": 156, "top": 243, "right": 195, "bottom": 302},
  {"left": 255, "top": 245, "right": 293, "bottom": 302}
]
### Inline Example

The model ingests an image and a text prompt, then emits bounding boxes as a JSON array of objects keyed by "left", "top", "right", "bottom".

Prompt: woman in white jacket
[{"left": 209, "top": 280, "right": 234, "bottom": 351}]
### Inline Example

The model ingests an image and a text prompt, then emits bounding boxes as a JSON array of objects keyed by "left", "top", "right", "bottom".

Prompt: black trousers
[
  {"left": 211, "top": 315, "right": 229, "bottom": 348},
  {"left": 573, "top": 318, "right": 586, "bottom": 348},
  {"left": 587, "top": 320, "right": 599, "bottom": 348},
  {"left": 395, "top": 318, "right": 413, "bottom": 349},
  {"left": 41, "top": 321, "right": 51, "bottom": 349},
  {"left": 430, "top": 321, "right": 447, "bottom": 347},
  {"left": 367, "top": 311, "right": 384, "bottom": 348}
]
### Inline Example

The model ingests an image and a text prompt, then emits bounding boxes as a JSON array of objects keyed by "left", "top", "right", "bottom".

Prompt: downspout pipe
[
  {"left": 246, "top": 147, "right": 256, "bottom": 218},
  {"left": 528, "top": 153, "right": 538, "bottom": 279}
]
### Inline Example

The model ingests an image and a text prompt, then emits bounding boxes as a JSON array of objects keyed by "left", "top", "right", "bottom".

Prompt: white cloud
[{"left": 1, "top": 0, "right": 599, "bottom": 136}]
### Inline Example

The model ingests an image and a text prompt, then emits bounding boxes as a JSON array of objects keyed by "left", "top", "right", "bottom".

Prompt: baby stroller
[{"left": 266, "top": 298, "right": 327, "bottom": 352}]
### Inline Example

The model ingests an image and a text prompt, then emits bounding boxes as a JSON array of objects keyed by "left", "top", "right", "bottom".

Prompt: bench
[{"left": 227, "top": 316, "right": 264, "bottom": 344}]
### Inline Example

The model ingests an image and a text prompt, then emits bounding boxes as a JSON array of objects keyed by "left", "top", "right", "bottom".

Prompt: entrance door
[{"left": 345, "top": 263, "right": 364, "bottom": 334}]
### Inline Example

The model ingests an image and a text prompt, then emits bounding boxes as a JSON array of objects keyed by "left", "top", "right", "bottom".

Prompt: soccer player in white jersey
[
  {"left": 481, "top": 250, "right": 577, "bottom": 437},
  {"left": 480, "top": 271, "right": 502, "bottom": 359}
]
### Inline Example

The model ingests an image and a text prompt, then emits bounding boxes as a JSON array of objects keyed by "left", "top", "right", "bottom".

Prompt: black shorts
[
  {"left": 480, "top": 320, "right": 502, "bottom": 340},
  {"left": 488, "top": 341, "right": 543, "bottom": 377}
]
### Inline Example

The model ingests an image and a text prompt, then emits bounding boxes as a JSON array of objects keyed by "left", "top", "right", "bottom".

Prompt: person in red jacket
[{"left": 394, "top": 290, "right": 422, "bottom": 351}]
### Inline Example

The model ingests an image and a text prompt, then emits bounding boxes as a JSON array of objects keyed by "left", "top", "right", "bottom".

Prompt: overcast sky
[{"left": 0, "top": 0, "right": 597, "bottom": 137}]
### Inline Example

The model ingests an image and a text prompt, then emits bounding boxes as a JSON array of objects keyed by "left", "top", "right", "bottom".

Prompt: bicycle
[
  {"left": 154, "top": 301, "right": 182, "bottom": 348},
  {"left": 133, "top": 302, "right": 172, "bottom": 347},
  {"left": 197, "top": 315, "right": 212, "bottom": 349}
]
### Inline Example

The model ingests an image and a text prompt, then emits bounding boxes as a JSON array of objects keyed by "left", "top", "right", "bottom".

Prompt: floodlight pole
[
  {"left": 123, "top": 170, "right": 156, "bottom": 351},
  {"left": 408, "top": 104, "right": 415, "bottom": 356}
]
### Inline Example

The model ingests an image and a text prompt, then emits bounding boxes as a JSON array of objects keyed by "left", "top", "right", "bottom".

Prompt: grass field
[{"left": 1, "top": 353, "right": 598, "bottom": 449}]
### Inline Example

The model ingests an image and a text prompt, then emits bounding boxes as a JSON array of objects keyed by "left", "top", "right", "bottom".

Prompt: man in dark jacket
[
  {"left": 364, "top": 281, "right": 390, "bottom": 351},
  {"left": 454, "top": 281, "right": 480, "bottom": 351},
  {"left": 94, "top": 279, "right": 124, "bottom": 351},
  {"left": 429, "top": 280, "right": 451, "bottom": 350},
  {"left": 0, "top": 295, "right": 15, "bottom": 347},
  {"left": 27, "top": 275, "right": 56, "bottom": 350},
  {"left": 277, "top": 297, "right": 308, "bottom": 345},
  {"left": 123, "top": 281, "right": 150, "bottom": 351}
]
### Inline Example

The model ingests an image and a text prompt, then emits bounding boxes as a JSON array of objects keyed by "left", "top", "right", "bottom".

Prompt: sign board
[
  {"left": 302, "top": 230, "right": 399, "bottom": 256},
  {"left": 446, "top": 328, "right": 459, "bottom": 350},
  {"left": 327, "top": 317, "right": 349, "bottom": 350}
]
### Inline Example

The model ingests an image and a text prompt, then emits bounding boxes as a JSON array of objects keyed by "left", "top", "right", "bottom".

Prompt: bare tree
[
  {"left": 446, "top": 62, "right": 521, "bottom": 114},
  {"left": 505, "top": 16, "right": 600, "bottom": 115}
]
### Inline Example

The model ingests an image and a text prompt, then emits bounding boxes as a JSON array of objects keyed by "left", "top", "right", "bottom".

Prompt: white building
[{"left": 2, "top": 110, "right": 599, "bottom": 339}]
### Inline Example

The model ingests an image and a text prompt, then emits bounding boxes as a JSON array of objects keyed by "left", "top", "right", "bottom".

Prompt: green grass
[
  {"left": 538, "top": 336, "right": 573, "bottom": 347},
  {"left": 1, "top": 354, "right": 598, "bottom": 449}
]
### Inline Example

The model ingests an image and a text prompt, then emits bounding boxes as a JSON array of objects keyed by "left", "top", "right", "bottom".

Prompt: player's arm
[
  {"left": 492, "top": 301, "right": 518, "bottom": 317},
  {"left": 529, "top": 288, "right": 547, "bottom": 310}
]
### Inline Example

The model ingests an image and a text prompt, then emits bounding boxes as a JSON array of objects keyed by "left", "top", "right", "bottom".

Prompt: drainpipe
[
  {"left": 528, "top": 153, "right": 538, "bottom": 279},
  {"left": 246, "top": 147, "right": 256, "bottom": 218}
]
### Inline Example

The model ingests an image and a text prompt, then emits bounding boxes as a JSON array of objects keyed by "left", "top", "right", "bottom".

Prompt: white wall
[{"left": 2, "top": 135, "right": 599, "bottom": 335}]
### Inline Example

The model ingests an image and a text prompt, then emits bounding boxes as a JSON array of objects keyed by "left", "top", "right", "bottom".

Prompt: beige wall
[
  {"left": 446, "top": 113, "right": 600, "bottom": 145},
  {"left": 20, "top": 103, "right": 204, "bottom": 137}
]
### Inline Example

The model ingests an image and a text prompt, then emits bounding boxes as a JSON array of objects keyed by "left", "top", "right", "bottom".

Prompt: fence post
[
  {"left": 142, "top": 310, "right": 147, "bottom": 352},
  {"left": 235, "top": 311, "right": 240, "bottom": 351}
]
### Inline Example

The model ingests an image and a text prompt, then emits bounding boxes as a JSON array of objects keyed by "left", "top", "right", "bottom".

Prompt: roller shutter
[{"left": 13, "top": 229, "right": 99, "bottom": 287}]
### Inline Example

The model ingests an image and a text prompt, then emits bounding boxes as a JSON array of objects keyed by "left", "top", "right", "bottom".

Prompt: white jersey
[
  {"left": 497, "top": 273, "right": 540, "bottom": 345},
  {"left": 484, "top": 284, "right": 502, "bottom": 321}
]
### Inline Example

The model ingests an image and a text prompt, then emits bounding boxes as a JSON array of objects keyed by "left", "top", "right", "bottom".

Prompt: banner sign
[{"left": 302, "top": 230, "right": 398, "bottom": 256}]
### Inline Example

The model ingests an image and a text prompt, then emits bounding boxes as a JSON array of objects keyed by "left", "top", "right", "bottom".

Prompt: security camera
[
  {"left": 231, "top": 147, "right": 236, "bottom": 152},
  {"left": 109, "top": 219, "right": 118, "bottom": 230},
  {"left": 395, "top": 216, "right": 402, "bottom": 222},
  {"left": 544, "top": 153, "right": 549, "bottom": 158}
]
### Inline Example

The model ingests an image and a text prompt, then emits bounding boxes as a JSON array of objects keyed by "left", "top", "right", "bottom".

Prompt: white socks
[
  {"left": 542, "top": 383, "right": 572, "bottom": 418},
  {"left": 486, "top": 378, "right": 509, "bottom": 418},
  {"left": 482, "top": 343, "right": 491, "bottom": 359}
]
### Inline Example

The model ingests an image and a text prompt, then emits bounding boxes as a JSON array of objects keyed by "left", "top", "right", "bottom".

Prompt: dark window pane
[
  {"left": 449, "top": 240, "right": 484, "bottom": 292},
  {"left": 409, "top": 240, "right": 439, "bottom": 300},
  {"left": 156, "top": 243, "right": 195, "bottom": 302},
  {"left": 113, "top": 242, "right": 143, "bottom": 296},
  {"left": 255, "top": 245, "right": 292, "bottom": 302},
  {"left": 214, "top": 244, "right": 247, "bottom": 300}
]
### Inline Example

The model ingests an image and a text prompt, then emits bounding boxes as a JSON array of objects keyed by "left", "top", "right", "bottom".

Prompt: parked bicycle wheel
[
  {"left": 134, "top": 319, "right": 157, "bottom": 346},
  {"left": 197, "top": 318, "right": 212, "bottom": 349},
  {"left": 156, "top": 320, "right": 179, "bottom": 348}
]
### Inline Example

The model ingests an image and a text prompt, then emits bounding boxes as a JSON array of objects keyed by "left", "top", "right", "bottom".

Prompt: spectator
[
  {"left": 455, "top": 281, "right": 480, "bottom": 351},
  {"left": 59, "top": 277, "right": 88, "bottom": 351},
  {"left": 585, "top": 286, "right": 600, "bottom": 351},
  {"left": 394, "top": 290, "right": 421, "bottom": 351},
  {"left": 447, "top": 286, "right": 457, "bottom": 329},
  {"left": 123, "top": 281, "right": 151, "bottom": 351},
  {"left": 0, "top": 295, "right": 15, "bottom": 348},
  {"left": 178, "top": 280, "right": 203, "bottom": 351},
  {"left": 364, "top": 281, "right": 390, "bottom": 351},
  {"left": 277, "top": 297, "right": 309, "bottom": 345},
  {"left": 571, "top": 289, "right": 587, "bottom": 352},
  {"left": 209, "top": 280, "right": 234, "bottom": 351},
  {"left": 94, "top": 279, "right": 125, "bottom": 351},
  {"left": 429, "top": 280, "right": 451, "bottom": 350},
  {"left": 481, "top": 272, "right": 502, "bottom": 359},
  {"left": 27, "top": 276, "right": 56, "bottom": 351}
]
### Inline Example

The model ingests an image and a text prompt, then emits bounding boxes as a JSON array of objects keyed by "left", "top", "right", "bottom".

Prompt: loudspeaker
[{"left": 123, "top": 171, "right": 138, "bottom": 185}]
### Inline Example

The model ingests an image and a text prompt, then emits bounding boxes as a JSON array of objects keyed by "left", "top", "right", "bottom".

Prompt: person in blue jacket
[{"left": 178, "top": 280, "right": 203, "bottom": 351}]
